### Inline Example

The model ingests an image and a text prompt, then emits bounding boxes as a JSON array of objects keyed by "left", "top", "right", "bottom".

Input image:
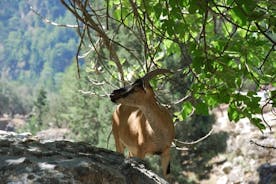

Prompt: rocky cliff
[
  {"left": 0, "top": 130, "right": 168, "bottom": 184},
  {"left": 201, "top": 108, "right": 276, "bottom": 184}
]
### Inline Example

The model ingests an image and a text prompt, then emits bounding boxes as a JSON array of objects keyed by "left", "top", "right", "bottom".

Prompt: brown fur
[{"left": 111, "top": 85, "right": 175, "bottom": 177}]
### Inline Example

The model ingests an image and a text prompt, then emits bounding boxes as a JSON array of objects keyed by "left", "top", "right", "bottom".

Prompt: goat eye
[{"left": 133, "top": 87, "right": 140, "bottom": 91}]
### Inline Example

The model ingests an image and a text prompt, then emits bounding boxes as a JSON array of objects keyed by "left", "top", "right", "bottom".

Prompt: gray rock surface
[{"left": 0, "top": 130, "right": 168, "bottom": 184}]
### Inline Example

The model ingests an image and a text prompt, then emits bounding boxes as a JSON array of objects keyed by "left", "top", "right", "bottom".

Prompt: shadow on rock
[{"left": 171, "top": 115, "right": 229, "bottom": 183}]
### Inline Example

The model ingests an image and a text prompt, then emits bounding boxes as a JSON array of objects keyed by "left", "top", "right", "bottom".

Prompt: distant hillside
[{"left": 0, "top": 0, "right": 78, "bottom": 88}]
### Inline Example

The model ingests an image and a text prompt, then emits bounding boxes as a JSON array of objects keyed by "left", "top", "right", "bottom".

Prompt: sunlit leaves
[
  {"left": 228, "top": 102, "right": 241, "bottom": 122},
  {"left": 65, "top": 0, "right": 276, "bottom": 131},
  {"left": 251, "top": 117, "right": 266, "bottom": 131},
  {"left": 228, "top": 107, "right": 265, "bottom": 131},
  {"left": 230, "top": 6, "right": 247, "bottom": 26},
  {"left": 163, "top": 39, "right": 180, "bottom": 55},
  {"left": 227, "top": 92, "right": 265, "bottom": 131},
  {"left": 195, "top": 101, "right": 209, "bottom": 115},
  {"left": 180, "top": 102, "right": 193, "bottom": 120},
  {"left": 188, "top": 0, "right": 208, "bottom": 14}
]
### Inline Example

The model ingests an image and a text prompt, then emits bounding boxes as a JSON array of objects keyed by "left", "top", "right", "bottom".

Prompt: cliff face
[{"left": 0, "top": 131, "right": 168, "bottom": 184}]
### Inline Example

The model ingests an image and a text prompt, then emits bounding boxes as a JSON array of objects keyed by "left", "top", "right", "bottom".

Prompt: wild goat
[{"left": 110, "top": 69, "right": 175, "bottom": 177}]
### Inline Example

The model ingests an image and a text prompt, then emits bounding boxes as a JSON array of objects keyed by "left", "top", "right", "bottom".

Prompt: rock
[
  {"left": 0, "top": 131, "right": 168, "bottom": 184},
  {"left": 216, "top": 175, "right": 228, "bottom": 184},
  {"left": 258, "top": 163, "right": 276, "bottom": 184},
  {"left": 208, "top": 108, "right": 276, "bottom": 183},
  {"left": 36, "top": 128, "right": 70, "bottom": 140},
  {"left": 0, "top": 117, "right": 9, "bottom": 130},
  {"left": 228, "top": 165, "right": 242, "bottom": 183},
  {"left": 0, "top": 114, "right": 26, "bottom": 131},
  {"left": 222, "top": 162, "right": 232, "bottom": 174}
]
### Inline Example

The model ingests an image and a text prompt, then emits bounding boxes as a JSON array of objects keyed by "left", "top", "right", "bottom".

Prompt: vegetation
[
  {"left": 0, "top": 0, "right": 78, "bottom": 89},
  {"left": 60, "top": 0, "right": 275, "bottom": 181},
  {"left": 0, "top": 0, "right": 275, "bottom": 183},
  {"left": 61, "top": 0, "right": 275, "bottom": 130}
]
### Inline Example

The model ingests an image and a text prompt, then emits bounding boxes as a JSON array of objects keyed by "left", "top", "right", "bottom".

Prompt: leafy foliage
[
  {"left": 1, "top": 0, "right": 275, "bottom": 183},
  {"left": 61, "top": 0, "right": 275, "bottom": 130},
  {"left": 59, "top": 1, "right": 276, "bottom": 181}
]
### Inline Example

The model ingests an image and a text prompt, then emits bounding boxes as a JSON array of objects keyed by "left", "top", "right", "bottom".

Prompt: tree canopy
[{"left": 61, "top": 0, "right": 275, "bottom": 130}]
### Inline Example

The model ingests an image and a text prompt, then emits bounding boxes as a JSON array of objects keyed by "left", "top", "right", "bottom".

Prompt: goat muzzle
[{"left": 110, "top": 85, "right": 134, "bottom": 103}]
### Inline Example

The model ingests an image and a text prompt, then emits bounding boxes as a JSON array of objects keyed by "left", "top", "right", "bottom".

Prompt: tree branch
[
  {"left": 61, "top": 0, "right": 125, "bottom": 84},
  {"left": 174, "top": 128, "right": 213, "bottom": 147},
  {"left": 199, "top": 5, "right": 209, "bottom": 60}
]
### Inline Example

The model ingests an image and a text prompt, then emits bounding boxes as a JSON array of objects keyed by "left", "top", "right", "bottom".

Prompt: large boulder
[{"left": 0, "top": 130, "right": 168, "bottom": 184}]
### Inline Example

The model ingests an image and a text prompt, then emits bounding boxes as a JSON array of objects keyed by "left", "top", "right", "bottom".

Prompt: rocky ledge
[{"left": 0, "top": 130, "right": 167, "bottom": 184}]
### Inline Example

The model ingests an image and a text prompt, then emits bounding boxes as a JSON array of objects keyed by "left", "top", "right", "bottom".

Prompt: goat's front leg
[{"left": 135, "top": 148, "right": 146, "bottom": 159}]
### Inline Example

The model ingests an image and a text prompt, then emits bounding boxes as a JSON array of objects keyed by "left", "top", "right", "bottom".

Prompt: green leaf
[
  {"left": 188, "top": 0, "right": 198, "bottom": 14},
  {"left": 217, "top": 90, "right": 230, "bottom": 104},
  {"left": 181, "top": 102, "right": 193, "bottom": 119},
  {"left": 162, "top": 19, "right": 175, "bottom": 36},
  {"left": 195, "top": 101, "right": 209, "bottom": 115},
  {"left": 163, "top": 39, "right": 180, "bottom": 55},
  {"left": 228, "top": 103, "right": 239, "bottom": 122},
  {"left": 153, "top": 3, "right": 162, "bottom": 19},
  {"left": 174, "top": 22, "right": 187, "bottom": 36},
  {"left": 230, "top": 6, "right": 247, "bottom": 26},
  {"left": 251, "top": 117, "right": 265, "bottom": 131},
  {"left": 193, "top": 54, "right": 205, "bottom": 73},
  {"left": 108, "top": 60, "right": 117, "bottom": 68}
]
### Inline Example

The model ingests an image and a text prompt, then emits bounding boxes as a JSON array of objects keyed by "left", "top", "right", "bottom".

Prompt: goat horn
[{"left": 142, "top": 69, "right": 172, "bottom": 82}]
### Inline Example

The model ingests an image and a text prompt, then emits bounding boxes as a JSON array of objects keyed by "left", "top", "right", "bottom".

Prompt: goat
[{"left": 110, "top": 69, "right": 175, "bottom": 177}]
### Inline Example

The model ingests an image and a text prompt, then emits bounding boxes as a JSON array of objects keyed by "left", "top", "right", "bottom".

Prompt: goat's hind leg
[
  {"left": 161, "top": 147, "right": 171, "bottom": 177},
  {"left": 113, "top": 129, "right": 125, "bottom": 154},
  {"left": 114, "top": 139, "right": 125, "bottom": 154}
]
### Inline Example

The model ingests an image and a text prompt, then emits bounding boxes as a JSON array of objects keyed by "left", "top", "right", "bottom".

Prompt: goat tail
[{"left": 106, "top": 129, "right": 112, "bottom": 149}]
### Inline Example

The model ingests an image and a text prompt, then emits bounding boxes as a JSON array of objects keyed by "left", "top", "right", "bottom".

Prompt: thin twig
[
  {"left": 30, "top": 6, "right": 79, "bottom": 28},
  {"left": 255, "top": 23, "right": 276, "bottom": 45},
  {"left": 172, "top": 94, "right": 192, "bottom": 105},
  {"left": 261, "top": 103, "right": 273, "bottom": 131},
  {"left": 201, "top": 6, "right": 209, "bottom": 60},
  {"left": 79, "top": 89, "right": 108, "bottom": 97},
  {"left": 219, "top": 25, "right": 237, "bottom": 56},
  {"left": 210, "top": 1, "right": 258, "bottom": 33},
  {"left": 250, "top": 139, "right": 276, "bottom": 149},
  {"left": 258, "top": 43, "right": 275, "bottom": 71},
  {"left": 75, "top": 25, "right": 86, "bottom": 78}
]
